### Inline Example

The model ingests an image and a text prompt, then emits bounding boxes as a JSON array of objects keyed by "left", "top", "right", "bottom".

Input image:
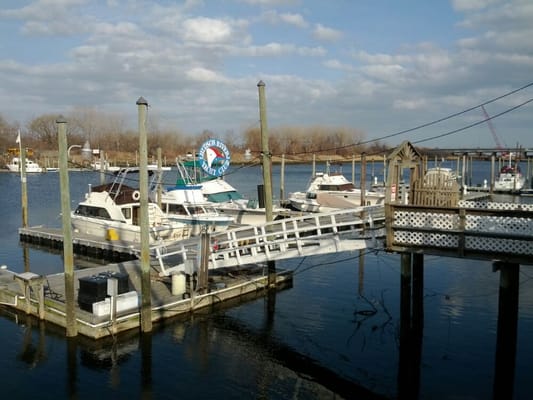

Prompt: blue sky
[{"left": 1, "top": 0, "right": 532, "bottom": 149}]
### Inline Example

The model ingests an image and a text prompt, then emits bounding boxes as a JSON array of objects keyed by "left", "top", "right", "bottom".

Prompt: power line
[
  {"left": 278, "top": 81, "right": 533, "bottom": 156},
  {"left": 412, "top": 98, "right": 533, "bottom": 145}
]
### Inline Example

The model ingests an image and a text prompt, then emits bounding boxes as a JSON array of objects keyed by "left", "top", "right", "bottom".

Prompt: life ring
[{"left": 132, "top": 190, "right": 140, "bottom": 201}]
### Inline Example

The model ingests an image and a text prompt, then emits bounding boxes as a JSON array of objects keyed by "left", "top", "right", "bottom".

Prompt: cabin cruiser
[
  {"left": 494, "top": 161, "right": 525, "bottom": 192},
  {"left": 71, "top": 168, "right": 191, "bottom": 244},
  {"left": 149, "top": 175, "right": 234, "bottom": 236},
  {"left": 288, "top": 171, "right": 385, "bottom": 213},
  {"left": 174, "top": 158, "right": 292, "bottom": 225},
  {"left": 6, "top": 157, "right": 43, "bottom": 173}
]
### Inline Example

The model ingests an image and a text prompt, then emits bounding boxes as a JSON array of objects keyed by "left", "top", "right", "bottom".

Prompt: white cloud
[
  {"left": 186, "top": 67, "right": 225, "bottom": 82},
  {"left": 182, "top": 17, "right": 233, "bottom": 43},
  {"left": 452, "top": 0, "right": 500, "bottom": 12},
  {"left": 279, "top": 12, "right": 308, "bottom": 28},
  {"left": 323, "top": 59, "right": 353, "bottom": 71},
  {"left": 313, "top": 23, "right": 342, "bottom": 42}
]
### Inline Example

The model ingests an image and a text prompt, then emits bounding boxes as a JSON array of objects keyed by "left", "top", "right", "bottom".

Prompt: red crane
[{"left": 481, "top": 105, "right": 506, "bottom": 152}]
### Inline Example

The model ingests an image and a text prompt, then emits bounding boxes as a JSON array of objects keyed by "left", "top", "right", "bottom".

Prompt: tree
[{"left": 28, "top": 114, "right": 64, "bottom": 149}]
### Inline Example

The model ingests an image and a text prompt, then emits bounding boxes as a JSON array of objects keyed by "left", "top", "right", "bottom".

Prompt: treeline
[{"left": 1, "top": 108, "right": 392, "bottom": 164}]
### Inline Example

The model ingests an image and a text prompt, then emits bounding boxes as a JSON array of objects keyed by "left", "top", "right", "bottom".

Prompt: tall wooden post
[
  {"left": 257, "top": 80, "right": 273, "bottom": 223},
  {"left": 490, "top": 153, "right": 496, "bottom": 193},
  {"left": 257, "top": 80, "right": 276, "bottom": 284},
  {"left": 57, "top": 116, "right": 77, "bottom": 337},
  {"left": 280, "top": 154, "right": 285, "bottom": 201},
  {"left": 137, "top": 96, "right": 152, "bottom": 333},
  {"left": 99, "top": 150, "right": 105, "bottom": 184},
  {"left": 156, "top": 147, "right": 163, "bottom": 209},
  {"left": 351, "top": 154, "right": 355, "bottom": 184},
  {"left": 19, "top": 132, "right": 28, "bottom": 228},
  {"left": 360, "top": 152, "right": 367, "bottom": 206}
]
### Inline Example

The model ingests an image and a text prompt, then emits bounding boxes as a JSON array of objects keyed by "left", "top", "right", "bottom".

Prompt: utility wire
[
  {"left": 412, "top": 97, "right": 533, "bottom": 145},
  {"left": 277, "top": 81, "right": 533, "bottom": 156}
]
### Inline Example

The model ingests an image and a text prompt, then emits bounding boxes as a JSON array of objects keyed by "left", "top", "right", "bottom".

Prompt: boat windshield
[
  {"left": 318, "top": 183, "right": 356, "bottom": 191},
  {"left": 207, "top": 191, "right": 243, "bottom": 202}
]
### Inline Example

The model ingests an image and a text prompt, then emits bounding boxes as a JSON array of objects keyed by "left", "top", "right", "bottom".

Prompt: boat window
[
  {"left": 167, "top": 203, "right": 187, "bottom": 215},
  {"left": 74, "top": 205, "right": 110, "bottom": 219},
  {"left": 121, "top": 207, "right": 131, "bottom": 219},
  {"left": 208, "top": 191, "right": 243, "bottom": 202},
  {"left": 318, "top": 183, "right": 355, "bottom": 191}
]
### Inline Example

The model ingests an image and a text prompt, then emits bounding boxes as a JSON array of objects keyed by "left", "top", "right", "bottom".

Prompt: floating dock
[{"left": 0, "top": 261, "right": 292, "bottom": 339}]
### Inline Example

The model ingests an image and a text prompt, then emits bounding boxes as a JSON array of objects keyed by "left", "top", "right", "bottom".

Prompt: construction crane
[{"left": 481, "top": 105, "right": 506, "bottom": 152}]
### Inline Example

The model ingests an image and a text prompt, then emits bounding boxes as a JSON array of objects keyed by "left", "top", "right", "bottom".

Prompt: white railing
[{"left": 152, "top": 205, "right": 385, "bottom": 276}]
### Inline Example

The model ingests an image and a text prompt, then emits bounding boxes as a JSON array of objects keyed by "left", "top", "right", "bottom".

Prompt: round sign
[{"left": 198, "top": 139, "right": 231, "bottom": 177}]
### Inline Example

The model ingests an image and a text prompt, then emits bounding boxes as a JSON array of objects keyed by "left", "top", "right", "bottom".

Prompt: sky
[{"left": 0, "top": 0, "right": 532, "bottom": 149}]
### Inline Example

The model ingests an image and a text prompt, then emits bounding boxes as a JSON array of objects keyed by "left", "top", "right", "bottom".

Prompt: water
[{"left": 1, "top": 161, "right": 532, "bottom": 399}]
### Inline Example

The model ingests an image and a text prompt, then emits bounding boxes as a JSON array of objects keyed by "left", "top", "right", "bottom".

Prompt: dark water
[{"left": 1, "top": 161, "right": 532, "bottom": 399}]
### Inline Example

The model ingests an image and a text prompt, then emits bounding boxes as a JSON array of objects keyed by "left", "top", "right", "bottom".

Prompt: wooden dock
[
  {"left": 7, "top": 206, "right": 384, "bottom": 339},
  {"left": 19, "top": 226, "right": 140, "bottom": 261},
  {"left": 0, "top": 261, "right": 292, "bottom": 339}
]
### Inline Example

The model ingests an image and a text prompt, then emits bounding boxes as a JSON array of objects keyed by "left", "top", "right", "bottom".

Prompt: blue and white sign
[{"left": 198, "top": 139, "right": 231, "bottom": 177}]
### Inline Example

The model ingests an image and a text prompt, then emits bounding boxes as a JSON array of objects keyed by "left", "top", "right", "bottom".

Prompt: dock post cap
[{"left": 136, "top": 96, "right": 148, "bottom": 105}]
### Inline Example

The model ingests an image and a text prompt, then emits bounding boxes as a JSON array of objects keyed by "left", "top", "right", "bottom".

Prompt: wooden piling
[
  {"left": 137, "top": 96, "right": 152, "bottom": 333},
  {"left": 493, "top": 261, "right": 519, "bottom": 400},
  {"left": 257, "top": 80, "right": 273, "bottom": 223},
  {"left": 360, "top": 152, "right": 367, "bottom": 206},
  {"left": 57, "top": 116, "right": 77, "bottom": 337},
  {"left": 20, "top": 139, "right": 28, "bottom": 228}
]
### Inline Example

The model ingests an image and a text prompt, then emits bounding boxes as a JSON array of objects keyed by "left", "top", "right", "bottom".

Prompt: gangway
[{"left": 152, "top": 206, "right": 385, "bottom": 276}]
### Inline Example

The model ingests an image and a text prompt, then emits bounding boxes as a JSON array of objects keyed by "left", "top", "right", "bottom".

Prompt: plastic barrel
[{"left": 171, "top": 273, "right": 186, "bottom": 296}]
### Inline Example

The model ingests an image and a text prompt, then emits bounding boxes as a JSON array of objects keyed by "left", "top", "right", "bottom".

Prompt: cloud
[
  {"left": 182, "top": 17, "right": 234, "bottom": 44},
  {"left": 312, "top": 23, "right": 342, "bottom": 42},
  {"left": 186, "top": 67, "right": 226, "bottom": 82},
  {"left": 451, "top": 0, "right": 499, "bottom": 11},
  {"left": 323, "top": 59, "right": 353, "bottom": 71}
]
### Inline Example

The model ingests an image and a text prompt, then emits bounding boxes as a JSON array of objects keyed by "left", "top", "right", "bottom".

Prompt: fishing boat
[
  {"left": 71, "top": 168, "right": 191, "bottom": 244},
  {"left": 174, "top": 157, "right": 292, "bottom": 225},
  {"left": 5, "top": 157, "right": 43, "bottom": 173},
  {"left": 150, "top": 170, "right": 234, "bottom": 235},
  {"left": 493, "top": 157, "right": 525, "bottom": 193},
  {"left": 288, "top": 169, "right": 385, "bottom": 213}
]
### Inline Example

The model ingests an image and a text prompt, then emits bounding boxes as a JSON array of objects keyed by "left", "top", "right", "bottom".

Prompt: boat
[
  {"left": 90, "top": 160, "right": 121, "bottom": 172},
  {"left": 71, "top": 168, "right": 191, "bottom": 244},
  {"left": 149, "top": 170, "right": 234, "bottom": 235},
  {"left": 493, "top": 157, "right": 525, "bottom": 193},
  {"left": 288, "top": 167, "right": 385, "bottom": 213},
  {"left": 5, "top": 157, "right": 43, "bottom": 173},
  {"left": 174, "top": 157, "right": 292, "bottom": 225}
]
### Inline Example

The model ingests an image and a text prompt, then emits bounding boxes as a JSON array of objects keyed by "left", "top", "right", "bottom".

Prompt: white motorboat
[
  {"left": 288, "top": 170, "right": 385, "bottom": 213},
  {"left": 6, "top": 157, "right": 43, "bottom": 173},
  {"left": 90, "top": 160, "right": 121, "bottom": 172},
  {"left": 174, "top": 158, "right": 292, "bottom": 225},
  {"left": 71, "top": 168, "right": 191, "bottom": 244},
  {"left": 494, "top": 158, "right": 525, "bottom": 193},
  {"left": 150, "top": 180, "right": 234, "bottom": 236}
]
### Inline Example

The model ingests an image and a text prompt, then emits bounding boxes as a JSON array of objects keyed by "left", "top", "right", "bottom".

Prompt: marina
[{"left": 2, "top": 140, "right": 531, "bottom": 398}]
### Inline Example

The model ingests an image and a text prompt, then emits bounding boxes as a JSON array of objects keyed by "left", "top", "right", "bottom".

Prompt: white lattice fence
[{"left": 391, "top": 203, "right": 533, "bottom": 257}]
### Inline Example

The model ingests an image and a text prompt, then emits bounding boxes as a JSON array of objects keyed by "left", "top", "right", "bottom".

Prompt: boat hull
[{"left": 71, "top": 214, "right": 189, "bottom": 243}]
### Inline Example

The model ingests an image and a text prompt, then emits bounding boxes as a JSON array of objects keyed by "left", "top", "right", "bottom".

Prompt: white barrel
[{"left": 171, "top": 273, "right": 186, "bottom": 296}]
